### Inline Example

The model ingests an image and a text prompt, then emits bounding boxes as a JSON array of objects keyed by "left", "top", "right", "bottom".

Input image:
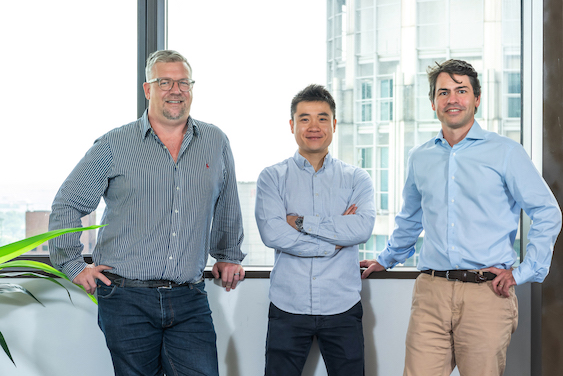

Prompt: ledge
[{"left": 5, "top": 256, "right": 421, "bottom": 280}]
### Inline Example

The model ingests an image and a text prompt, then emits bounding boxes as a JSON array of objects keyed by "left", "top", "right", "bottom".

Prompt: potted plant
[{"left": 0, "top": 225, "right": 104, "bottom": 366}]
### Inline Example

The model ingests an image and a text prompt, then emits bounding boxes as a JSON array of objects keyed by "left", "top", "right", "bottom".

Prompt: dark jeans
[
  {"left": 265, "top": 302, "right": 365, "bottom": 376},
  {"left": 97, "top": 280, "right": 219, "bottom": 376}
]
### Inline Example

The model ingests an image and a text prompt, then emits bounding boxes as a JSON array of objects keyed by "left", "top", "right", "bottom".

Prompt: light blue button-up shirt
[
  {"left": 255, "top": 151, "right": 376, "bottom": 315},
  {"left": 377, "top": 122, "right": 561, "bottom": 285}
]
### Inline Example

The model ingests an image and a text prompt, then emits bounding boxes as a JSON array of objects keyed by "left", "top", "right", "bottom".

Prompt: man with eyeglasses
[
  {"left": 49, "top": 49, "right": 245, "bottom": 376},
  {"left": 360, "top": 59, "right": 562, "bottom": 376},
  {"left": 255, "top": 84, "right": 376, "bottom": 375}
]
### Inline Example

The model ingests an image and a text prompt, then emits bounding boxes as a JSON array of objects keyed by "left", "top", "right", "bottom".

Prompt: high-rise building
[
  {"left": 327, "top": 0, "right": 521, "bottom": 263},
  {"left": 25, "top": 211, "right": 97, "bottom": 255}
]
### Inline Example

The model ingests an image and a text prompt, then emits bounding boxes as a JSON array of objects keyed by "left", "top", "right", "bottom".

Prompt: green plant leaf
[
  {"left": 0, "top": 225, "right": 106, "bottom": 265},
  {"left": 0, "top": 283, "right": 44, "bottom": 306},
  {"left": 0, "top": 261, "right": 98, "bottom": 304},
  {"left": 0, "top": 225, "right": 104, "bottom": 365},
  {"left": 0, "top": 272, "right": 73, "bottom": 303},
  {"left": 0, "top": 260, "right": 70, "bottom": 280},
  {"left": 0, "top": 330, "right": 15, "bottom": 366}
]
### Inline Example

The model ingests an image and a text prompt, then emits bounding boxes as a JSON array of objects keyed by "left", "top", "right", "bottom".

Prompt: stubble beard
[{"left": 163, "top": 106, "right": 186, "bottom": 121}]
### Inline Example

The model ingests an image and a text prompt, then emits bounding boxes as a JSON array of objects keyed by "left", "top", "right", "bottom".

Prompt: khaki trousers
[{"left": 403, "top": 273, "right": 518, "bottom": 376}]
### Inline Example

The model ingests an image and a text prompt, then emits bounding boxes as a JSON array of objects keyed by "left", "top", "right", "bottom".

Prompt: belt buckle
[
  {"left": 474, "top": 272, "right": 487, "bottom": 283},
  {"left": 446, "top": 271, "right": 453, "bottom": 281},
  {"left": 159, "top": 281, "right": 174, "bottom": 289}
]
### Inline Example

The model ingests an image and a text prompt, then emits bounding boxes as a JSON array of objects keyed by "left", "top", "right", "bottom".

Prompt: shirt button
[
  {"left": 176, "top": 186, "right": 180, "bottom": 190},
  {"left": 175, "top": 209, "right": 179, "bottom": 213},
  {"left": 312, "top": 277, "right": 316, "bottom": 280},
  {"left": 172, "top": 232, "right": 176, "bottom": 237},
  {"left": 169, "top": 256, "right": 173, "bottom": 260},
  {"left": 451, "top": 223, "right": 455, "bottom": 227},
  {"left": 451, "top": 199, "right": 455, "bottom": 203},
  {"left": 451, "top": 176, "right": 455, "bottom": 180}
]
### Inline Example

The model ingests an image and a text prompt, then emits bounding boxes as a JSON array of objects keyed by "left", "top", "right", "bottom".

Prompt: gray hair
[{"left": 145, "top": 50, "right": 192, "bottom": 81}]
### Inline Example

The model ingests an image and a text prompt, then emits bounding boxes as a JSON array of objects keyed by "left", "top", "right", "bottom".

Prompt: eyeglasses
[{"left": 147, "top": 77, "right": 195, "bottom": 92}]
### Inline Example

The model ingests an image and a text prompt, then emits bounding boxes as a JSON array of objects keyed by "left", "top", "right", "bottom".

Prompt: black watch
[{"left": 295, "top": 216, "right": 304, "bottom": 232}]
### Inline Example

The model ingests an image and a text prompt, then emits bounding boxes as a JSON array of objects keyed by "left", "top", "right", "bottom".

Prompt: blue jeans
[
  {"left": 265, "top": 302, "right": 365, "bottom": 376},
  {"left": 96, "top": 281, "right": 219, "bottom": 376}
]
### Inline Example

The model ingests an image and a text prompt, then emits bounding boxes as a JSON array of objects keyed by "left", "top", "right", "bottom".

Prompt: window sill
[{"left": 4, "top": 255, "right": 421, "bottom": 280}]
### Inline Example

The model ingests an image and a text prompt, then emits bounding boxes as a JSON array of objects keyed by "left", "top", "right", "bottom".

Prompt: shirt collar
[
  {"left": 140, "top": 109, "right": 199, "bottom": 138},
  {"left": 292, "top": 150, "right": 333, "bottom": 170},
  {"left": 434, "top": 120, "right": 485, "bottom": 145}
]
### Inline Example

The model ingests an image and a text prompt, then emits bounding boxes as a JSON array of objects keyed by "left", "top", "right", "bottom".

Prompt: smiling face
[
  {"left": 290, "top": 101, "right": 336, "bottom": 161},
  {"left": 431, "top": 72, "right": 480, "bottom": 132},
  {"left": 143, "top": 61, "right": 193, "bottom": 126}
]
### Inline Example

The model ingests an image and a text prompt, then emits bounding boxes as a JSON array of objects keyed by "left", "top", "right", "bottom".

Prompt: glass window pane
[
  {"left": 168, "top": 0, "right": 326, "bottom": 266},
  {"left": 0, "top": 1, "right": 136, "bottom": 251}
]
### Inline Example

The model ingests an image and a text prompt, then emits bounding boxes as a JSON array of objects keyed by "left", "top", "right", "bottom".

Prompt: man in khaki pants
[{"left": 361, "top": 59, "right": 561, "bottom": 376}]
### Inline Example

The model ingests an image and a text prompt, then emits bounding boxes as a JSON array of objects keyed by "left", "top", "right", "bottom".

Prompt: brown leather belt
[
  {"left": 104, "top": 272, "right": 203, "bottom": 288},
  {"left": 421, "top": 269, "right": 497, "bottom": 283}
]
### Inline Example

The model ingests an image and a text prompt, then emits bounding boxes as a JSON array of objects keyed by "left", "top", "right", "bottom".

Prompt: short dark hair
[
  {"left": 427, "top": 59, "right": 481, "bottom": 112},
  {"left": 290, "top": 84, "right": 336, "bottom": 120}
]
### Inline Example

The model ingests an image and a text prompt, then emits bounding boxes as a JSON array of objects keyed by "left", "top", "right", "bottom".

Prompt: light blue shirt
[
  {"left": 377, "top": 122, "right": 561, "bottom": 285},
  {"left": 255, "top": 151, "right": 376, "bottom": 315},
  {"left": 49, "top": 111, "right": 245, "bottom": 283}
]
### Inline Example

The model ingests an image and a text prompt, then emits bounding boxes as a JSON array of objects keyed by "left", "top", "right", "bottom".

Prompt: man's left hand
[
  {"left": 212, "top": 262, "right": 245, "bottom": 292},
  {"left": 484, "top": 267, "right": 516, "bottom": 298}
]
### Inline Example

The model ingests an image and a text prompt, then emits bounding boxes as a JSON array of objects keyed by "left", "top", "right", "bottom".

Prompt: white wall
[{"left": 0, "top": 277, "right": 531, "bottom": 375}]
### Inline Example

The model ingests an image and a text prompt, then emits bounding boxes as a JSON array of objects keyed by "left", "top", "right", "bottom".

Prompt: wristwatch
[{"left": 295, "top": 216, "right": 304, "bottom": 232}]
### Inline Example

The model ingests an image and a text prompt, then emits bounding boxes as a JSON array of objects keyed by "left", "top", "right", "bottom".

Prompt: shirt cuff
[
  {"left": 302, "top": 215, "right": 320, "bottom": 235},
  {"left": 61, "top": 260, "right": 88, "bottom": 283}
]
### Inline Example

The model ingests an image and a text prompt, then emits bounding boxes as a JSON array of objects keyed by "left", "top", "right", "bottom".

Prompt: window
[
  {"left": 3, "top": 1, "right": 527, "bottom": 272},
  {"left": 328, "top": 0, "right": 524, "bottom": 268},
  {"left": 168, "top": 0, "right": 327, "bottom": 266},
  {"left": 376, "top": 133, "right": 390, "bottom": 212},
  {"left": 360, "top": 81, "right": 374, "bottom": 122},
  {"left": 359, "top": 235, "right": 375, "bottom": 260},
  {"left": 0, "top": 1, "right": 137, "bottom": 253},
  {"left": 378, "top": 78, "right": 393, "bottom": 121}
]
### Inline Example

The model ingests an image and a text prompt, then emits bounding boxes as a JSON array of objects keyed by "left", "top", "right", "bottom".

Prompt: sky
[
  {"left": 0, "top": 0, "right": 326, "bottom": 210},
  {"left": 168, "top": 0, "right": 327, "bottom": 181}
]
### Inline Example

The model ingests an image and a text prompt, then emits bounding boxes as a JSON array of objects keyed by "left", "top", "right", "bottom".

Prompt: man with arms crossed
[
  {"left": 49, "top": 50, "right": 245, "bottom": 376},
  {"left": 255, "top": 84, "right": 376, "bottom": 375},
  {"left": 361, "top": 59, "right": 561, "bottom": 376}
]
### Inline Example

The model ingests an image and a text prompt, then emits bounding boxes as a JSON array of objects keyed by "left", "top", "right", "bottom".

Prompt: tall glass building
[{"left": 327, "top": 0, "right": 522, "bottom": 264}]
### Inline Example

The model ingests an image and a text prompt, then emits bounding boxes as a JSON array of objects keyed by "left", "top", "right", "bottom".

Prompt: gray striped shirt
[{"left": 49, "top": 111, "right": 245, "bottom": 283}]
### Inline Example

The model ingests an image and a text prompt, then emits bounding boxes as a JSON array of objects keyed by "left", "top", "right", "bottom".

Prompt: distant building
[
  {"left": 25, "top": 211, "right": 97, "bottom": 255},
  {"left": 326, "top": 0, "right": 521, "bottom": 263}
]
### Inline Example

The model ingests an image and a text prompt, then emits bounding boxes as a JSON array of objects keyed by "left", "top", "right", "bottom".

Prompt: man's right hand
[
  {"left": 73, "top": 264, "right": 112, "bottom": 294},
  {"left": 359, "top": 259, "right": 385, "bottom": 279}
]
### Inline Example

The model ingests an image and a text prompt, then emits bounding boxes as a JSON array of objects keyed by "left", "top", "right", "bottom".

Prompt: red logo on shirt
[{"left": 206, "top": 164, "right": 209, "bottom": 169}]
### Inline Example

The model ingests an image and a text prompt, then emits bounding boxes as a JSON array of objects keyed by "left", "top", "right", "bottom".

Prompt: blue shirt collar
[
  {"left": 140, "top": 109, "right": 198, "bottom": 138},
  {"left": 292, "top": 150, "right": 333, "bottom": 170},
  {"left": 434, "top": 120, "right": 485, "bottom": 145}
]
